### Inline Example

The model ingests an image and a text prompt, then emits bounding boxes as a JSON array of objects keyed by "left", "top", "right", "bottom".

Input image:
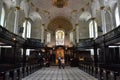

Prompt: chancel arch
[{"left": 47, "top": 17, "right": 73, "bottom": 46}]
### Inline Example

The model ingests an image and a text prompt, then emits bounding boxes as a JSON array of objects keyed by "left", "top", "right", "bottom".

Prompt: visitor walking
[
  {"left": 58, "top": 57, "right": 61, "bottom": 69},
  {"left": 61, "top": 57, "right": 65, "bottom": 69}
]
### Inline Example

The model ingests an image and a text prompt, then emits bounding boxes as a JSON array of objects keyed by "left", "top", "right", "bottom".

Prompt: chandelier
[{"left": 52, "top": 0, "right": 68, "bottom": 8}]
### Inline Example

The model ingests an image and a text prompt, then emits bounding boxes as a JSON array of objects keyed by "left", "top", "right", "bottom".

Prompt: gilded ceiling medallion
[{"left": 52, "top": 0, "right": 68, "bottom": 8}]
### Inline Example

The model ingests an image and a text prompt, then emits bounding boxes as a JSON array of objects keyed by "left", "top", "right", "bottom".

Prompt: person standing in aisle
[
  {"left": 61, "top": 57, "right": 65, "bottom": 69},
  {"left": 58, "top": 57, "right": 61, "bottom": 69}
]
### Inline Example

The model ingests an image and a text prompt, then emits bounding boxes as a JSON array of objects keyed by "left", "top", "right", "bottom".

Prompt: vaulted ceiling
[
  {"left": 2, "top": 0, "right": 118, "bottom": 47},
  {"left": 29, "top": 0, "right": 93, "bottom": 31},
  {"left": 3, "top": 0, "right": 117, "bottom": 33}
]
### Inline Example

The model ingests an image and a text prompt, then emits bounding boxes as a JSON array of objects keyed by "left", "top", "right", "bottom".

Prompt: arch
[
  {"left": 56, "top": 30, "right": 65, "bottom": 45},
  {"left": 89, "top": 20, "right": 98, "bottom": 38},
  {"left": 29, "top": 12, "right": 42, "bottom": 39},
  {"left": 79, "top": 11, "right": 91, "bottom": 21},
  {"left": 0, "top": 7, "right": 5, "bottom": 27},
  {"left": 3, "top": 0, "right": 16, "bottom": 8},
  {"left": 48, "top": 17, "right": 73, "bottom": 33},
  {"left": 29, "top": 12, "right": 42, "bottom": 21}
]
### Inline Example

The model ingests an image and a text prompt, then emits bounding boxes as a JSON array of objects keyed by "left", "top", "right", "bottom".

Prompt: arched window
[
  {"left": 56, "top": 30, "right": 65, "bottom": 45},
  {"left": 22, "top": 21, "right": 31, "bottom": 56},
  {"left": 22, "top": 21, "right": 31, "bottom": 38},
  {"left": 89, "top": 20, "right": 98, "bottom": 38},
  {"left": 115, "top": 7, "right": 120, "bottom": 27},
  {"left": 47, "top": 32, "right": 51, "bottom": 43},
  {"left": 0, "top": 7, "right": 5, "bottom": 27}
]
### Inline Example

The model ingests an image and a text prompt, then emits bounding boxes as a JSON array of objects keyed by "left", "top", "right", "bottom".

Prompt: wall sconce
[
  {"left": 12, "top": 37, "right": 16, "bottom": 41},
  {"left": 41, "top": 48, "right": 45, "bottom": 52}
]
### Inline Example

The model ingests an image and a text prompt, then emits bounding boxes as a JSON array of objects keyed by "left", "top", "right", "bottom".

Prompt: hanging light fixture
[{"left": 52, "top": 0, "right": 68, "bottom": 8}]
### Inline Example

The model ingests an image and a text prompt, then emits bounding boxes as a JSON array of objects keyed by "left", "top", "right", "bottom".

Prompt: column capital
[
  {"left": 90, "top": 17, "right": 96, "bottom": 20},
  {"left": 75, "top": 23, "right": 79, "bottom": 27},
  {"left": 25, "top": 17, "right": 29, "bottom": 20},
  {"left": 100, "top": 6, "right": 105, "bottom": 10},
  {"left": 16, "top": 6, "right": 21, "bottom": 10},
  {"left": 42, "top": 24, "right": 45, "bottom": 26}
]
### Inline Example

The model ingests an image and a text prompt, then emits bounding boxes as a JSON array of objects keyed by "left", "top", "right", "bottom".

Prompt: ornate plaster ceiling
[
  {"left": 29, "top": 0, "right": 93, "bottom": 31},
  {"left": 3, "top": 0, "right": 117, "bottom": 32}
]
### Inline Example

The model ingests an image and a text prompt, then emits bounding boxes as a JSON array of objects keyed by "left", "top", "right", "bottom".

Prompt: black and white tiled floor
[{"left": 22, "top": 66, "right": 98, "bottom": 80}]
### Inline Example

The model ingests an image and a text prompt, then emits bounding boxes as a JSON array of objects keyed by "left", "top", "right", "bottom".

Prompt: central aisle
[{"left": 22, "top": 66, "right": 97, "bottom": 80}]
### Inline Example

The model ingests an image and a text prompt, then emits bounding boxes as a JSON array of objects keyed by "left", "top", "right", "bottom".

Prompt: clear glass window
[
  {"left": 89, "top": 21, "right": 98, "bottom": 38},
  {"left": 22, "top": 21, "right": 31, "bottom": 38},
  {"left": 56, "top": 30, "right": 65, "bottom": 45},
  {"left": 0, "top": 8, "right": 5, "bottom": 27},
  {"left": 115, "top": 7, "right": 120, "bottom": 27}
]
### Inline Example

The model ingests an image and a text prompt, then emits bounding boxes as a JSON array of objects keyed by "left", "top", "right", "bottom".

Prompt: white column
[
  {"left": 91, "top": 2, "right": 96, "bottom": 18},
  {"left": 110, "top": 12, "right": 114, "bottom": 29},
  {"left": 41, "top": 24, "right": 45, "bottom": 43},
  {"left": 73, "top": 29, "right": 76, "bottom": 45},
  {"left": 90, "top": 2, "right": 97, "bottom": 55},
  {"left": 91, "top": 1, "right": 98, "bottom": 38},
  {"left": 14, "top": 0, "right": 21, "bottom": 34},
  {"left": 91, "top": 3, "right": 97, "bottom": 38},
  {"left": 24, "top": 20, "right": 28, "bottom": 38},
  {"left": 99, "top": 0, "right": 107, "bottom": 34},
  {"left": 20, "top": 0, "right": 30, "bottom": 38},
  {"left": 70, "top": 31, "right": 74, "bottom": 44},
  {"left": 101, "top": 11, "right": 107, "bottom": 34},
  {"left": 76, "top": 24, "right": 79, "bottom": 43},
  {"left": 43, "top": 26, "right": 45, "bottom": 43},
  {"left": 93, "top": 20, "right": 97, "bottom": 38}
]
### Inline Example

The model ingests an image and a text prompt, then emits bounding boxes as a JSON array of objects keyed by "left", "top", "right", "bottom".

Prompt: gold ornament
[
  {"left": 100, "top": 6, "right": 105, "bottom": 10},
  {"left": 16, "top": 6, "right": 20, "bottom": 10}
]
